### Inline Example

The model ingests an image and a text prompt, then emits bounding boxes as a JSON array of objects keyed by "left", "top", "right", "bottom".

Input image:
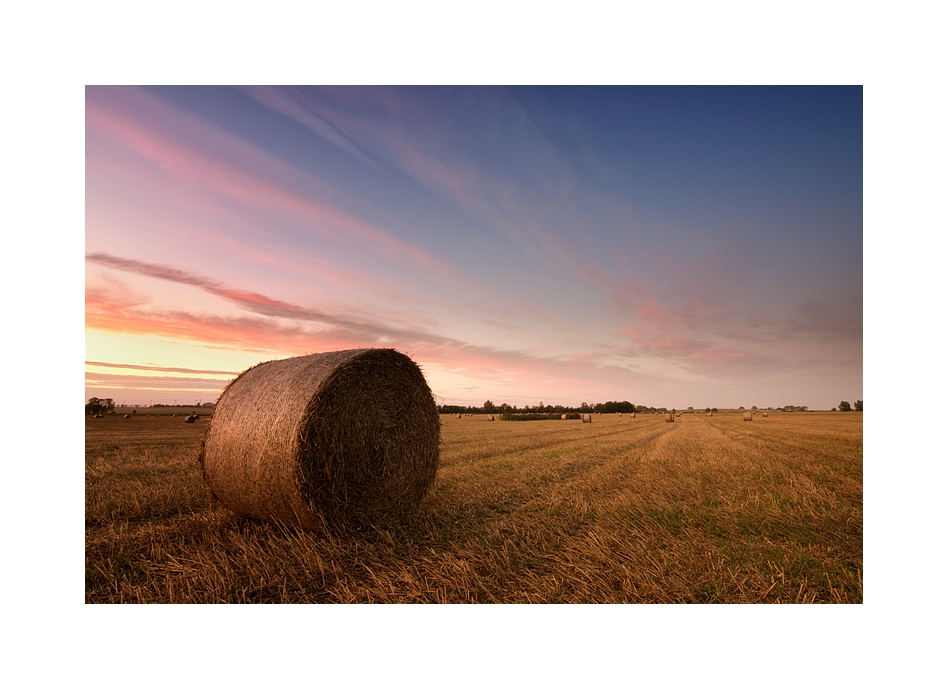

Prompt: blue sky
[{"left": 86, "top": 85, "right": 862, "bottom": 408}]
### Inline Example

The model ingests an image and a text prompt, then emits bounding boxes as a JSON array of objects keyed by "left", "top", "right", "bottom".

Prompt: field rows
[{"left": 86, "top": 413, "right": 862, "bottom": 603}]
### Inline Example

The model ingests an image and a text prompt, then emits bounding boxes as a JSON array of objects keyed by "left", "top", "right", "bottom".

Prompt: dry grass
[
  {"left": 201, "top": 349, "right": 439, "bottom": 530},
  {"left": 86, "top": 412, "right": 862, "bottom": 603}
]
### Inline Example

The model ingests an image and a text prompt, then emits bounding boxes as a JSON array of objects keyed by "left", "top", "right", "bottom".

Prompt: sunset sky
[{"left": 85, "top": 86, "right": 862, "bottom": 409}]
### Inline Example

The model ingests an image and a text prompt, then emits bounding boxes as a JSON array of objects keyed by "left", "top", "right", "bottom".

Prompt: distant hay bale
[
  {"left": 631, "top": 412, "right": 635, "bottom": 418},
  {"left": 185, "top": 414, "right": 197, "bottom": 423},
  {"left": 708, "top": 411, "right": 713, "bottom": 417},
  {"left": 665, "top": 413, "right": 674, "bottom": 422},
  {"left": 743, "top": 412, "right": 753, "bottom": 421},
  {"left": 487, "top": 414, "right": 494, "bottom": 421},
  {"left": 123, "top": 414, "right": 131, "bottom": 418},
  {"left": 199, "top": 348, "right": 440, "bottom": 530},
  {"left": 582, "top": 413, "right": 592, "bottom": 423},
  {"left": 457, "top": 413, "right": 462, "bottom": 419},
  {"left": 561, "top": 413, "right": 568, "bottom": 420},
  {"left": 762, "top": 411, "right": 768, "bottom": 417}
]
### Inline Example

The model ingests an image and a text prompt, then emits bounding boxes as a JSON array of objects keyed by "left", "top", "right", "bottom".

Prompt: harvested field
[{"left": 86, "top": 412, "right": 862, "bottom": 603}]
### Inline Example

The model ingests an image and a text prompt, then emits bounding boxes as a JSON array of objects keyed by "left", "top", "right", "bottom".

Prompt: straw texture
[{"left": 199, "top": 348, "right": 440, "bottom": 530}]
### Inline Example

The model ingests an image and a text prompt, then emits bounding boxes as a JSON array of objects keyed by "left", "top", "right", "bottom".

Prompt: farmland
[{"left": 85, "top": 411, "right": 862, "bottom": 603}]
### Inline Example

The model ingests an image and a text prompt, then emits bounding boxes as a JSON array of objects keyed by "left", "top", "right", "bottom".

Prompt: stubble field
[{"left": 85, "top": 411, "right": 862, "bottom": 603}]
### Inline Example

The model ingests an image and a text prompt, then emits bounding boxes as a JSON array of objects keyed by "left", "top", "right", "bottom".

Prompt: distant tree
[
  {"left": 751, "top": 405, "right": 758, "bottom": 411},
  {"left": 85, "top": 397, "right": 101, "bottom": 415},
  {"left": 839, "top": 401, "right": 852, "bottom": 412},
  {"left": 854, "top": 400, "right": 863, "bottom": 412},
  {"left": 704, "top": 407, "right": 711, "bottom": 413},
  {"left": 687, "top": 406, "right": 693, "bottom": 411},
  {"left": 711, "top": 408, "right": 718, "bottom": 413},
  {"left": 738, "top": 406, "right": 745, "bottom": 410},
  {"left": 484, "top": 400, "right": 495, "bottom": 413},
  {"left": 832, "top": 407, "right": 837, "bottom": 411}
]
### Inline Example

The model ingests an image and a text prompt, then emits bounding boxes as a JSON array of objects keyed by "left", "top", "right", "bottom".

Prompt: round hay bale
[
  {"left": 199, "top": 348, "right": 440, "bottom": 530},
  {"left": 123, "top": 414, "right": 131, "bottom": 418},
  {"left": 487, "top": 414, "right": 494, "bottom": 421},
  {"left": 762, "top": 411, "right": 768, "bottom": 417},
  {"left": 665, "top": 413, "right": 674, "bottom": 422},
  {"left": 743, "top": 411, "right": 753, "bottom": 421},
  {"left": 582, "top": 413, "right": 592, "bottom": 423}
]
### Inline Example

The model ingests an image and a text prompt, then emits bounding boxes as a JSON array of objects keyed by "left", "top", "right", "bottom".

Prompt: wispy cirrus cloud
[
  {"left": 86, "top": 86, "right": 455, "bottom": 280},
  {"left": 85, "top": 361, "right": 239, "bottom": 376},
  {"left": 237, "top": 86, "right": 382, "bottom": 171},
  {"left": 251, "top": 88, "right": 599, "bottom": 275},
  {"left": 85, "top": 371, "right": 232, "bottom": 392},
  {"left": 87, "top": 252, "right": 437, "bottom": 343},
  {"left": 85, "top": 251, "right": 675, "bottom": 401}
]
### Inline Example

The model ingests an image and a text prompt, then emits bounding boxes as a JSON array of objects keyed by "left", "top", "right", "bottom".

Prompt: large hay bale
[
  {"left": 582, "top": 413, "right": 592, "bottom": 423},
  {"left": 743, "top": 411, "right": 753, "bottom": 421},
  {"left": 665, "top": 413, "right": 674, "bottom": 422},
  {"left": 199, "top": 348, "right": 440, "bottom": 530}
]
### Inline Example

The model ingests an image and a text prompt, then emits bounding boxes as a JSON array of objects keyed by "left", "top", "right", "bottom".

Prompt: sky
[{"left": 85, "top": 85, "right": 862, "bottom": 410}]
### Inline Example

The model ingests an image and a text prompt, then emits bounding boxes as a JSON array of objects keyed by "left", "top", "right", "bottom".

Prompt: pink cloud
[
  {"left": 85, "top": 262, "right": 657, "bottom": 403},
  {"left": 85, "top": 371, "right": 232, "bottom": 392},
  {"left": 86, "top": 89, "right": 455, "bottom": 280},
  {"left": 86, "top": 361, "right": 239, "bottom": 376}
]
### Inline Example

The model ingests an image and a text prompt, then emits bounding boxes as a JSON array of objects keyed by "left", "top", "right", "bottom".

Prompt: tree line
[
  {"left": 85, "top": 397, "right": 115, "bottom": 415},
  {"left": 835, "top": 400, "right": 863, "bottom": 412},
  {"left": 439, "top": 400, "right": 862, "bottom": 415},
  {"left": 441, "top": 400, "right": 648, "bottom": 415}
]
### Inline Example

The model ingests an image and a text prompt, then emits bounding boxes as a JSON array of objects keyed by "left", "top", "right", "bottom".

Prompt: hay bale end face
[{"left": 200, "top": 348, "right": 440, "bottom": 530}]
